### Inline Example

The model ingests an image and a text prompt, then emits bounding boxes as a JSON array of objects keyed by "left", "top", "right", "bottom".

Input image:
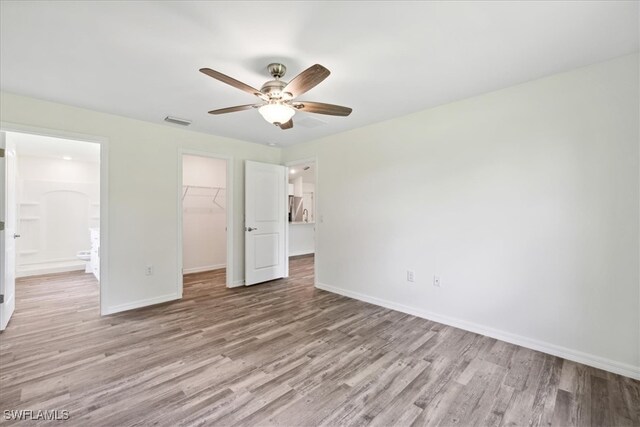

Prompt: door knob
[
  {"left": 13, "top": 234, "right": 20, "bottom": 239},
  {"left": 246, "top": 227, "right": 258, "bottom": 232}
]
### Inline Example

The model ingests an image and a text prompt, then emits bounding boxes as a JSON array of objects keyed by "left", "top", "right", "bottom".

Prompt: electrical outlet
[
  {"left": 145, "top": 265, "right": 154, "bottom": 276},
  {"left": 433, "top": 275, "right": 441, "bottom": 287},
  {"left": 407, "top": 270, "right": 415, "bottom": 282}
]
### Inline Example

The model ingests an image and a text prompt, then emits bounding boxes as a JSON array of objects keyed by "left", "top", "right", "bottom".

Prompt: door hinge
[
  {"left": 0, "top": 295, "right": 4, "bottom": 304},
  {"left": 0, "top": 148, "right": 4, "bottom": 158},
  {"left": 0, "top": 221, "right": 4, "bottom": 231}
]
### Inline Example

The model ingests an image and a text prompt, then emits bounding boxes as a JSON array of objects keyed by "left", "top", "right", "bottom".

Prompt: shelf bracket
[{"left": 212, "top": 187, "right": 224, "bottom": 210}]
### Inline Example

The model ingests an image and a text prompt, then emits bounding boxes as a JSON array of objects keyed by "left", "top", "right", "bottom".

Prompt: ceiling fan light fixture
[
  {"left": 200, "top": 63, "right": 351, "bottom": 131},
  {"left": 258, "top": 103, "right": 295, "bottom": 125}
]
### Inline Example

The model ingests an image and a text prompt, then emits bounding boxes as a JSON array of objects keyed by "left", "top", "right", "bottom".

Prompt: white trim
[
  {"left": 289, "top": 250, "right": 315, "bottom": 257},
  {"left": 316, "top": 281, "right": 640, "bottom": 380},
  {"left": 16, "top": 256, "right": 87, "bottom": 268},
  {"left": 183, "top": 264, "right": 226, "bottom": 274},
  {"left": 0, "top": 122, "right": 110, "bottom": 316},
  {"left": 229, "top": 279, "right": 245, "bottom": 288},
  {"left": 17, "top": 263, "right": 85, "bottom": 277},
  {"left": 99, "top": 134, "right": 109, "bottom": 316},
  {"left": 104, "top": 292, "right": 180, "bottom": 315},
  {"left": 0, "top": 122, "right": 108, "bottom": 145},
  {"left": 0, "top": 293, "right": 14, "bottom": 330},
  {"left": 283, "top": 165, "right": 289, "bottom": 279},
  {"left": 284, "top": 157, "right": 319, "bottom": 285},
  {"left": 178, "top": 149, "right": 234, "bottom": 290},
  {"left": 0, "top": 132, "right": 7, "bottom": 330}
]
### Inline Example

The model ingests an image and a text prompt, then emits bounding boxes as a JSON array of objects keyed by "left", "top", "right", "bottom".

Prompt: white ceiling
[
  {"left": 1, "top": 1, "right": 638, "bottom": 147},
  {"left": 9, "top": 132, "right": 100, "bottom": 163}
]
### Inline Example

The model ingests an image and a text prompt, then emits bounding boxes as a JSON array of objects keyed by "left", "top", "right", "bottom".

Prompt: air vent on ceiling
[{"left": 164, "top": 116, "right": 192, "bottom": 126}]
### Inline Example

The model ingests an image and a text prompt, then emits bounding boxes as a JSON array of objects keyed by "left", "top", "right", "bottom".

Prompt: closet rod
[
  {"left": 182, "top": 184, "right": 225, "bottom": 190},
  {"left": 182, "top": 185, "right": 225, "bottom": 210}
]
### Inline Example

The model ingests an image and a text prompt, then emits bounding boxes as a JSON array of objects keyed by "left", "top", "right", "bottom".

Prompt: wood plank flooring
[{"left": 1, "top": 256, "right": 638, "bottom": 426}]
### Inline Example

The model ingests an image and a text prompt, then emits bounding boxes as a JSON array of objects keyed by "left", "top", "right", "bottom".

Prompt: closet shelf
[
  {"left": 19, "top": 250, "right": 38, "bottom": 255},
  {"left": 20, "top": 216, "right": 40, "bottom": 221},
  {"left": 20, "top": 202, "right": 40, "bottom": 206}
]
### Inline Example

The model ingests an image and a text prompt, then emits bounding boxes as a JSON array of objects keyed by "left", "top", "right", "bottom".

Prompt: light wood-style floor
[{"left": 1, "top": 256, "right": 638, "bottom": 426}]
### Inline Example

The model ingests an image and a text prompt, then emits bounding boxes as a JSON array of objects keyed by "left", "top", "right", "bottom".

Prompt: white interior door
[
  {"left": 245, "top": 161, "right": 287, "bottom": 286},
  {"left": 0, "top": 132, "right": 16, "bottom": 330}
]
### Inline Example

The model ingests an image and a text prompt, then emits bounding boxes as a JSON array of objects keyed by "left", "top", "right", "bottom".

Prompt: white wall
[
  {"left": 288, "top": 178, "right": 316, "bottom": 256},
  {"left": 182, "top": 155, "right": 226, "bottom": 273},
  {"left": 14, "top": 154, "right": 99, "bottom": 276},
  {"left": 292, "top": 176, "right": 303, "bottom": 197},
  {"left": 289, "top": 223, "right": 315, "bottom": 256},
  {"left": 1, "top": 92, "right": 280, "bottom": 314},
  {"left": 283, "top": 54, "right": 640, "bottom": 378},
  {"left": 302, "top": 182, "right": 315, "bottom": 223}
]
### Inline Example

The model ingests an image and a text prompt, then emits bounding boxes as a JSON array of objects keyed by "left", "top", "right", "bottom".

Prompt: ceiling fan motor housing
[{"left": 260, "top": 79, "right": 287, "bottom": 99}]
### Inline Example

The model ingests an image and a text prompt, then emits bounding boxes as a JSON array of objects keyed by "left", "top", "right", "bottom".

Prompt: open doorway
[
  {"left": 1, "top": 131, "right": 101, "bottom": 330},
  {"left": 179, "top": 152, "right": 232, "bottom": 295},
  {"left": 287, "top": 159, "right": 316, "bottom": 282}
]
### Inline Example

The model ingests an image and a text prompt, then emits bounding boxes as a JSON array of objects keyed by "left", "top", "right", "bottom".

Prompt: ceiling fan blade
[
  {"left": 200, "top": 68, "right": 268, "bottom": 100},
  {"left": 295, "top": 101, "right": 352, "bottom": 116},
  {"left": 208, "top": 104, "right": 260, "bottom": 115},
  {"left": 283, "top": 64, "right": 330, "bottom": 98},
  {"left": 278, "top": 119, "right": 294, "bottom": 130}
]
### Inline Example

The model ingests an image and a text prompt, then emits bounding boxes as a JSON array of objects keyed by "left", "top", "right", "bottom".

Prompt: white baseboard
[
  {"left": 103, "top": 293, "right": 180, "bottom": 315},
  {"left": 315, "top": 282, "right": 640, "bottom": 380},
  {"left": 289, "top": 250, "right": 315, "bottom": 257},
  {"left": 183, "top": 264, "right": 226, "bottom": 274},
  {"left": 228, "top": 279, "right": 245, "bottom": 288},
  {"left": 0, "top": 293, "right": 15, "bottom": 331},
  {"left": 17, "top": 263, "right": 85, "bottom": 278}
]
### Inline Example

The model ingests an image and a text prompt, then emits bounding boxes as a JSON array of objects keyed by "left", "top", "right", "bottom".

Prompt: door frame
[
  {"left": 0, "top": 131, "right": 11, "bottom": 330},
  {"left": 284, "top": 157, "right": 319, "bottom": 285},
  {"left": 177, "top": 149, "right": 234, "bottom": 292},
  {"left": 0, "top": 121, "right": 110, "bottom": 315}
]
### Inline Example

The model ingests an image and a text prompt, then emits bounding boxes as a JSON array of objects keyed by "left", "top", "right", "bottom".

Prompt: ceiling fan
[{"left": 200, "top": 63, "right": 352, "bottom": 130}]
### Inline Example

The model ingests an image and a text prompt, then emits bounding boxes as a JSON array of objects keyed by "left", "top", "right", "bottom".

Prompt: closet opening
[
  {"left": 286, "top": 159, "right": 316, "bottom": 282},
  {"left": 179, "top": 152, "right": 232, "bottom": 295},
  {"left": 1, "top": 130, "right": 102, "bottom": 330}
]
